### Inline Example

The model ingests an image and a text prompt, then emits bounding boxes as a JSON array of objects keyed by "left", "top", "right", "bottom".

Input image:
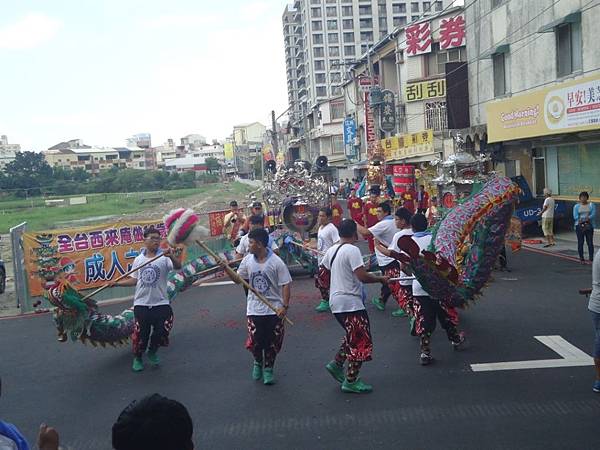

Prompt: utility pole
[{"left": 271, "top": 110, "right": 279, "bottom": 156}]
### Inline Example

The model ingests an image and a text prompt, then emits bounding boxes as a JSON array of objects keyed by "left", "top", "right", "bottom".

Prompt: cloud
[
  {"left": 0, "top": 13, "right": 62, "bottom": 50},
  {"left": 142, "top": 13, "right": 222, "bottom": 29},
  {"left": 239, "top": 1, "right": 273, "bottom": 21}
]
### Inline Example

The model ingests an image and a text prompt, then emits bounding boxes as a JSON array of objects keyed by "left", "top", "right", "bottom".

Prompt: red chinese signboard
[
  {"left": 208, "top": 210, "right": 229, "bottom": 237},
  {"left": 439, "top": 15, "right": 466, "bottom": 50},
  {"left": 406, "top": 22, "right": 432, "bottom": 56}
]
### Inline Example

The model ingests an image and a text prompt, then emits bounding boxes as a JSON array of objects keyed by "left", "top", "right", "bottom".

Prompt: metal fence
[{"left": 9, "top": 222, "right": 28, "bottom": 309}]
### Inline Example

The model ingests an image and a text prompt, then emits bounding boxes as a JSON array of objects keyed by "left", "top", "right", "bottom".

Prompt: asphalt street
[{"left": 0, "top": 249, "right": 598, "bottom": 450}]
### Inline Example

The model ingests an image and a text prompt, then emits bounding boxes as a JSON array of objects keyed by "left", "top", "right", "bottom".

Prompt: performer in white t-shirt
[
  {"left": 356, "top": 201, "right": 398, "bottom": 312},
  {"left": 310, "top": 207, "right": 340, "bottom": 313},
  {"left": 322, "top": 219, "right": 388, "bottom": 394},
  {"left": 375, "top": 207, "right": 414, "bottom": 319},
  {"left": 405, "top": 214, "right": 465, "bottom": 366},
  {"left": 235, "top": 215, "right": 279, "bottom": 258},
  {"left": 236, "top": 228, "right": 292, "bottom": 385},
  {"left": 115, "top": 227, "right": 181, "bottom": 372}
]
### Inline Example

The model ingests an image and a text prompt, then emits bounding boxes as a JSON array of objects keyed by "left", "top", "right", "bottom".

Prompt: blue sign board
[
  {"left": 343, "top": 118, "right": 357, "bottom": 159},
  {"left": 514, "top": 201, "right": 567, "bottom": 224}
]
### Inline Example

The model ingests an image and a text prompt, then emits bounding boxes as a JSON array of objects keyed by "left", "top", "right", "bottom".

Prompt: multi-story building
[
  {"left": 0, "top": 135, "right": 21, "bottom": 170},
  {"left": 340, "top": 4, "right": 466, "bottom": 188},
  {"left": 154, "top": 139, "right": 178, "bottom": 168},
  {"left": 232, "top": 122, "right": 267, "bottom": 178},
  {"left": 195, "top": 144, "right": 226, "bottom": 164},
  {"left": 283, "top": 0, "right": 448, "bottom": 157},
  {"left": 467, "top": 0, "right": 600, "bottom": 203},
  {"left": 43, "top": 141, "right": 147, "bottom": 174},
  {"left": 180, "top": 134, "right": 207, "bottom": 151}
]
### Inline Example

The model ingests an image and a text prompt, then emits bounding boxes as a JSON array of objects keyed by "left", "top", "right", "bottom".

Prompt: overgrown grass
[{"left": 0, "top": 182, "right": 255, "bottom": 233}]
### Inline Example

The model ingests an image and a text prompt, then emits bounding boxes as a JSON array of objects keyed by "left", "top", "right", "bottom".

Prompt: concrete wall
[{"left": 468, "top": 0, "right": 600, "bottom": 126}]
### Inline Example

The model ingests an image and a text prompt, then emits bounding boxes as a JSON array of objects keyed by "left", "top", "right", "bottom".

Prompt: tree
[
  {"left": 205, "top": 157, "right": 221, "bottom": 174},
  {"left": 3, "top": 152, "right": 53, "bottom": 196},
  {"left": 253, "top": 156, "right": 263, "bottom": 180}
]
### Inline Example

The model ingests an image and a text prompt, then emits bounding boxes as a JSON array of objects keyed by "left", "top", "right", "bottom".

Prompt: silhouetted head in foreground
[{"left": 112, "top": 394, "right": 194, "bottom": 450}]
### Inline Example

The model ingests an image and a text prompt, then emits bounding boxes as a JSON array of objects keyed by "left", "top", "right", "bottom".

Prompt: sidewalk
[{"left": 522, "top": 229, "right": 599, "bottom": 263}]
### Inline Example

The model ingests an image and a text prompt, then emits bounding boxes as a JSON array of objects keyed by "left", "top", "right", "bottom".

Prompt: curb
[{"left": 522, "top": 245, "right": 583, "bottom": 263}]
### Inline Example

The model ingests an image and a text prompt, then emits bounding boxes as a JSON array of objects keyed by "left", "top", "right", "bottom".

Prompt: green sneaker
[
  {"left": 252, "top": 361, "right": 263, "bottom": 380},
  {"left": 263, "top": 368, "right": 275, "bottom": 385},
  {"left": 132, "top": 357, "right": 144, "bottom": 372},
  {"left": 315, "top": 300, "right": 330, "bottom": 312},
  {"left": 325, "top": 361, "right": 345, "bottom": 383},
  {"left": 391, "top": 308, "right": 407, "bottom": 318},
  {"left": 341, "top": 378, "right": 373, "bottom": 394},
  {"left": 372, "top": 297, "right": 385, "bottom": 311},
  {"left": 147, "top": 350, "right": 160, "bottom": 366}
]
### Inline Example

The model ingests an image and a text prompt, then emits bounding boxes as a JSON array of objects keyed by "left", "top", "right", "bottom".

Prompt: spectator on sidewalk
[
  {"left": 539, "top": 188, "right": 556, "bottom": 247},
  {"left": 589, "top": 249, "right": 600, "bottom": 393},
  {"left": 573, "top": 191, "right": 596, "bottom": 264},
  {"left": 112, "top": 393, "right": 194, "bottom": 450}
]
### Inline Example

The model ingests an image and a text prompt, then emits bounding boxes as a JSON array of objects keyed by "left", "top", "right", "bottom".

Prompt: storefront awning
[
  {"left": 387, "top": 153, "right": 439, "bottom": 164},
  {"left": 348, "top": 159, "right": 369, "bottom": 169},
  {"left": 479, "top": 44, "right": 510, "bottom": 59},
  {"left": 538, "top": 11, "right": 580, "bottom": 33}
]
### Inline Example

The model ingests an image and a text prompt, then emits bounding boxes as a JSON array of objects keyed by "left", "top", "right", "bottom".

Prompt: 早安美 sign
[
  {"left": 404, "top": 79, "right": 446, "bottom": 102},
  {"left": 486, "top": 73, "right": 600, "bottom": 143},
  {"left": 23, "top": 220, "right": 166, "bottom": 297}
]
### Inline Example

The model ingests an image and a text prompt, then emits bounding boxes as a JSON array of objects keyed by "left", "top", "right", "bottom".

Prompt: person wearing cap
[
  {"left": 242, "top": 201, "right": 270, "bottom": 234},
  {"left": 223, "top": 200, "right": 245, "bottom": 246},
  {"left": 538, "top": 188, "right": 556, "bottom": 247}
]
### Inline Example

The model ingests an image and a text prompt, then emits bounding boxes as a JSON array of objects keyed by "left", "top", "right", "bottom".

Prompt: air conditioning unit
[{"left": 396, "top": 50, "right": 404, "bottom": 64}]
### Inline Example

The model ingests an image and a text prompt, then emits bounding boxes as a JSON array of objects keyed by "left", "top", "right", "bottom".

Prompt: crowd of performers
[{"left": 113, "top": 183, "right": 466, "bottom": 395}]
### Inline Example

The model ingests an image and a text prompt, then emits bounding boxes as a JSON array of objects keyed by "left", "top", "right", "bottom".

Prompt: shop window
[
  {"left": 332, "top": 135, "right": 345, "bottom": 154},
  {"left": 556, "top": 21, "right": 582, "bottom": 78},
  {"left": 533, "top": 157, "right": 547, "bottom": 197},
  {"left": 393, "top": 16, "right": 407, "bottom": 27},
  {"left": 426, "top": 43, "right": 466, "bottom": 76},
  {"left": 331, "top": 100, "right": 345, "bottom": 120},
  {"left": 393, "top": 3, "right": 406, "bottom": 14}
]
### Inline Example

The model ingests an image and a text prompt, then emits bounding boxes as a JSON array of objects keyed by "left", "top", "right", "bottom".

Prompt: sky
[{"left": 0, "top": 0, "right": 290, "bottom": 150}]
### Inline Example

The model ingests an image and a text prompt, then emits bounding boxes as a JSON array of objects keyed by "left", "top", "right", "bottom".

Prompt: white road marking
[{"left": 470, "top": 335, "right": 594, "bottom": 372}]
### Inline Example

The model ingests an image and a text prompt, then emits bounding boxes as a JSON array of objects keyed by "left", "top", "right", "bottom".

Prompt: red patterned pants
[
  {"left": 412, "top": 296, "right": 460, "bottom": 339},
  {"left": 132, "top": 305, "right": 174, "bottom": 357},
  {"left": 246, "top": 315, "right": 285, "bottom": 368},
  {"left": 333, "top": 310, "right": 373, "bottom": 362}
]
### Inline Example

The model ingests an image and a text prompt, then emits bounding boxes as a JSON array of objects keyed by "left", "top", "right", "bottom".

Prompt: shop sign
[
  {"left": 406, "top": 22, "right": 432, "bottom": 56},
  {"left": 405, "top": 79, "right": 446, "bottom": 103},
  {"left": 343, "top": 117, "right": 357, "bottom": 159},
  {"left": 381, "top": 129, "right": 434, "bottom": 161},
  {"left": 486, "top": 73, "right": 600, "bottom": 143},
  {"left": 380, "top": 89, "right": 396, "bottom": 132}
]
